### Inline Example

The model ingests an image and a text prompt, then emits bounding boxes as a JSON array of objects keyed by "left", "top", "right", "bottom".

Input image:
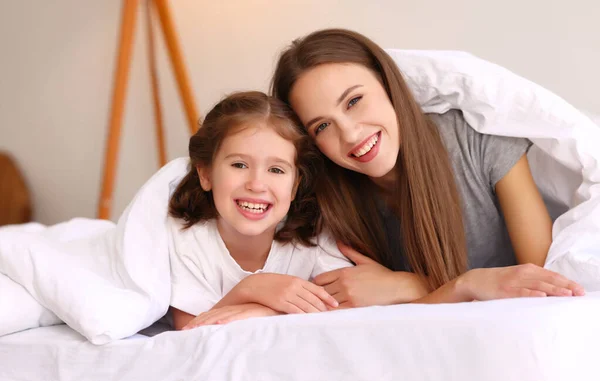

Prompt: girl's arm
[
  {"left": 214, "top": 273, "right": 339, "bottom": 312},
  {"left": 171, "top": 274, "right": 339, "bottom": 330},
  {"left": 171, "top": 306, "right": 195, "bottom": 330},
  {"left": 495, "top": 154, "right": 553, "bottom": 266}
]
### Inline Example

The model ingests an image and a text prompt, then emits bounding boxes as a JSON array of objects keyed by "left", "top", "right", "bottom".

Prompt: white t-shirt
[{"left": 168, "top": 218, "right": 353, "bottom": 316}]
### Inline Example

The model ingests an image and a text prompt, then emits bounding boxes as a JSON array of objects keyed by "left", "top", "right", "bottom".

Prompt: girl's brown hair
[
  {"left": 271, "top": 29, "right": 467, "bottom": 289},
  {"left": 169, "top": 91, "right": 322, "bottom": 247}
]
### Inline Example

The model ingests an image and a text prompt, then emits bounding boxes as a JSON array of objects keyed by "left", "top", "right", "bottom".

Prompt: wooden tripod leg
[
  {"left": 146, "top": 0, "right": 167, "bottom": 167},
  {"left": 153, "top": 0, "right": 200, "bottom": 134},
  {"left": 97, "top": 0, "right": 140, "bottom": 220}
]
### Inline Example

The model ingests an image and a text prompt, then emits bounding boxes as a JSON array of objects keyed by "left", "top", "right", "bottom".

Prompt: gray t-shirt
[{"left": 381, "top": 109, "right": 532, "bottom": 270}]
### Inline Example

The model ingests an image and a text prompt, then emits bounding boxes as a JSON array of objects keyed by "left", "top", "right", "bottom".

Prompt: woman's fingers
[
  {"left": 517, "top": 288, "right": 547, "bottom": 298},
  {"left": 322, "top": 282, "right": 342, "bottom": 299},
  {"left": 336, "top": 242, "right": 377, "bottom": 265},
  {"left": 524, "top": 265, "right": 585, "bottom": 296},
  {"left": 313, "top": 269, "right": 341, "bottom": 287},
  {"left": 518, "top": 279, "right": 571, "bottom": 297}
]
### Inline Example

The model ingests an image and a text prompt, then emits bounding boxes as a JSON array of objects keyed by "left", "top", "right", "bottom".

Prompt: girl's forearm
[{"left": 211, "top": 278, "right": 257, "bottom": 309}]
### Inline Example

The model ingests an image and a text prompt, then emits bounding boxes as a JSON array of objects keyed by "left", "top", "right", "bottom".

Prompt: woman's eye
[
  {"left": 315, "top": 122, "right": 329, "bottom": 135},
  {"left": 232, "top": 163, "right": 247, "bottom": 169},
  {"left": 269, "top": 167, "right": 284, "bottom": 174},
  {"left": 347, "top": 96, "right": 362, "bottom": 109}
]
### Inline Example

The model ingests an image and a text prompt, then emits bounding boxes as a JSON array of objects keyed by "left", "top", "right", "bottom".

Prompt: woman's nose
[{"left": 338, "top": 118, "right": 361, "bottom": 144}]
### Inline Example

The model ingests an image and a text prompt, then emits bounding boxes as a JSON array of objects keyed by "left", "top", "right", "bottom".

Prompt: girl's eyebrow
[
  {"left": 224, "top": 153, "right": 293, "bottom": 169},
  {"left": 305, "top": 84, "right": 363, "bottom": 128}
]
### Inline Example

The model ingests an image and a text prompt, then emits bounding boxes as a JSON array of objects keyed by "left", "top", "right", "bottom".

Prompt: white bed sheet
[{"left": 2, "top": 292, "right": 600, "bottom": 381}]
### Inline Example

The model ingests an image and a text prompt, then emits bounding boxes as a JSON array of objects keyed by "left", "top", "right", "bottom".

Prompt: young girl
[
  {"left": 167, "top": 91, "right": 352, "bottom": 330},
  {"left": 270, "top": 28, "right": 585, "bottom": 307}
]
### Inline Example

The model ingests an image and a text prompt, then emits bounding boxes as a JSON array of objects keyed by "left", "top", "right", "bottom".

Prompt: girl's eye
[
  {"left": 232, "top": 163, "right": 247, "bottom": 169},
  {"left": 269, "top": 167, "right": 284, "bottom": 174},
  {"left": 314, "top": 122, "right": 329, "bottom": 135},
  {"left": 347, "top": 96, "right": 362, "bottom": 109}
]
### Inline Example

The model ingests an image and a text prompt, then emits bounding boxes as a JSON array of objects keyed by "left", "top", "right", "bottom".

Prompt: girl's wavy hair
[
  {"left": 169, "top": 91, "right": 323, "bottom": 246},
  {"left": 271, "top": 29, "right": 468, "bottom": 289}
]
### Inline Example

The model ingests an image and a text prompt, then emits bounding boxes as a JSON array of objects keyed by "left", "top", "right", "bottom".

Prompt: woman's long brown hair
[{"left": 271, "top": 29, "right": 468, "bottom": 289}]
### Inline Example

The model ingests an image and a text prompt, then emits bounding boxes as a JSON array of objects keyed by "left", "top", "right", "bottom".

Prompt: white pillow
[
  {"left": 0, "top": 158, "right": 189, "bottom": 344},
  {"left": 386, "top": 49, "right": 600, "bottom": 291}
]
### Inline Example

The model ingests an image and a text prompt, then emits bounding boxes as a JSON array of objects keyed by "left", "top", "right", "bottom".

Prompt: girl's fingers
[
  {"left": 304, "top": 282, "right": 339, "bottom": 308},
  {"left": 290, "top": 295, "right": 320, "bottom": 313},
  {"left": 282, "top": 301, "right": 306, "bottom": 314},
  {"left": 298, "top": 288, "right": 328, "bottom": 312}
]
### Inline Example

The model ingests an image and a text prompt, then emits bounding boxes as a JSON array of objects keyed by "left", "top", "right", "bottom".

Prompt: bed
[
  {"left": 2, "top": 292, "right": 600, "bottom": 381},
  {"left": 1, "top": 51, "right": 600, "bottom": 381}
]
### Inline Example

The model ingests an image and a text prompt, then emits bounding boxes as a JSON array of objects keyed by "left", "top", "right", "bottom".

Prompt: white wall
[{"left": 1, "top": 0, "right": 598, "bottom": 224}]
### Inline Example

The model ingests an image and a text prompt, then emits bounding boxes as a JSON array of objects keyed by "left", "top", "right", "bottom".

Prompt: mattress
[{"left": 2, "top": 292, "right": 600, "bottom": 381}]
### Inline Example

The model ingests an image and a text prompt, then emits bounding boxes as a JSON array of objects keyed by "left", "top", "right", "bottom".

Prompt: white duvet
[
  {"left": 2, "top": 293, "right": 600, "bottom": 381},
  {"left": 0, "top": 50, "right": 599, "bottom": 344}
]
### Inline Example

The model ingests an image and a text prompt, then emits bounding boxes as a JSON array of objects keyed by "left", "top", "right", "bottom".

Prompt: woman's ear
[{"left": 196, "top": 165, "right": 212, "bottom": 192}]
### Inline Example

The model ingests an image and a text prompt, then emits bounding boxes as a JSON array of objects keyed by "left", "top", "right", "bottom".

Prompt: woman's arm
[
  {"left": 314, "top": 243, "right": 584, "bottom": 307},
  {"left": 495, "top": 154, "right": 553, "bottom": 267}
]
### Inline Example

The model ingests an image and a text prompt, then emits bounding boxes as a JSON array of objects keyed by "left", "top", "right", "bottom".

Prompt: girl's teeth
[{"left": 237, "top": 201, "right": 268, "bottom": 213}]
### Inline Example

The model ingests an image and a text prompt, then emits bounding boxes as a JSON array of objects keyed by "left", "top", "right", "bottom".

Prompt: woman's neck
[
  {"left": 370, "top": 166, "right": 398, "bottom": 193},
  {"left": 216, "top": 219, "right": 274, "bottom": 272}
]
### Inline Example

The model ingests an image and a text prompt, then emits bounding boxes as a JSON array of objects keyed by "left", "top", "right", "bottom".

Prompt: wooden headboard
[{"left": 0, "top": 153, "right": 32, "bottom": 226}]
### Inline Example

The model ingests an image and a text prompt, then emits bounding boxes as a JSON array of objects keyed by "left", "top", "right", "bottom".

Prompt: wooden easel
[{"left": 97, "top": 0, "right": 199, "bottom": 220}]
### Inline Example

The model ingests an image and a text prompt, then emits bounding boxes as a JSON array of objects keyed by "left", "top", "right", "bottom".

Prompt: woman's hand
[
  {"left": 182, "top": 303, "right": 279, "bottom": 330},
  {"left": 230, "top": 273, "right": 339, "bottom": 313},
  {"left": 456, "top": 264, "right": 585, "bottom": 301},
  {"left": 313, "top": 243, "right": 430, "bottom": 308}
]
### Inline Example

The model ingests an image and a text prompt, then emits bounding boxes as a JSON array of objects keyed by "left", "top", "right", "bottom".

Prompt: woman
[{"left": 270, "top": 28, "right": 585, "bottom": 307}]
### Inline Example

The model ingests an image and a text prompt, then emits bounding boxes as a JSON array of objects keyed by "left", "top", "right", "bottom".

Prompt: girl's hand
[
  {"left": 458, "top": 264, "right": 585, "bottom": 301},
  {"left": 182, "top": 303, "right": 279, "bottom": 329},
  {"left": 234, "top": 273, "right": 339, "bottom": 313},
  {"left": 313, "top": 242, "right": 430, "bottom": 308}
]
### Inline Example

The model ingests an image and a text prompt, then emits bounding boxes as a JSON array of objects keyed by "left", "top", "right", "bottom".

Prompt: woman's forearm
[
  {"left": 389, "top": 271, "right": 431, "bottom": 304},
  {"left": 410, "top": 275, "right": 472, "bottom": 304},
  {"left": 389, "top": 271, "right": 473, "bottom": 305}
]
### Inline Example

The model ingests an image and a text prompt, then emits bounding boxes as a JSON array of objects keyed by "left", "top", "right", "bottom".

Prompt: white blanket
[
  {"left": 2, "top": 293, "right": 600, "bottom": 381},
  {"left": 0, "top": 50, "right": 599, "bottom": 344}
]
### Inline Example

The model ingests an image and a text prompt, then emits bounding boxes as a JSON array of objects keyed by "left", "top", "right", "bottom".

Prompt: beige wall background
[{"left": 0, "top": 0, "right": 598, "bottom": 224}]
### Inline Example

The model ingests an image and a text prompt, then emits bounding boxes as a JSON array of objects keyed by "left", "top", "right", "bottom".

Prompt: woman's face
[{"left": 289, "top": 63, "right": 400, "bottom": 182}]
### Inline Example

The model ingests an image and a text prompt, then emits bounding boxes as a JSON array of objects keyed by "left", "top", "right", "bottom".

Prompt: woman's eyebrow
[
  {"left": 305, "top": 84, "right": 364, "bottom": 128},
  {"left": 336, "top": 84, "right": 363, "bottom": 106}
]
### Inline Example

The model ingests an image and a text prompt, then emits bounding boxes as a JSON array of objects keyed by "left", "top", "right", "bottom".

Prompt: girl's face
[
  {"left": 198, "top": 124, "right": 298, "bottom": 241},
  {"left": 289, "top": 63, "right": 400, "bottom": 183}
]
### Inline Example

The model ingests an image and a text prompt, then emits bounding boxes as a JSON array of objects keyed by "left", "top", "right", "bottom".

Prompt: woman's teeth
[
  {"left": 237, "top": 201, "right": 268, "bottom": 213},
  {"left": 353, "top": 134, "right": 378, "bottom": 158}
]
